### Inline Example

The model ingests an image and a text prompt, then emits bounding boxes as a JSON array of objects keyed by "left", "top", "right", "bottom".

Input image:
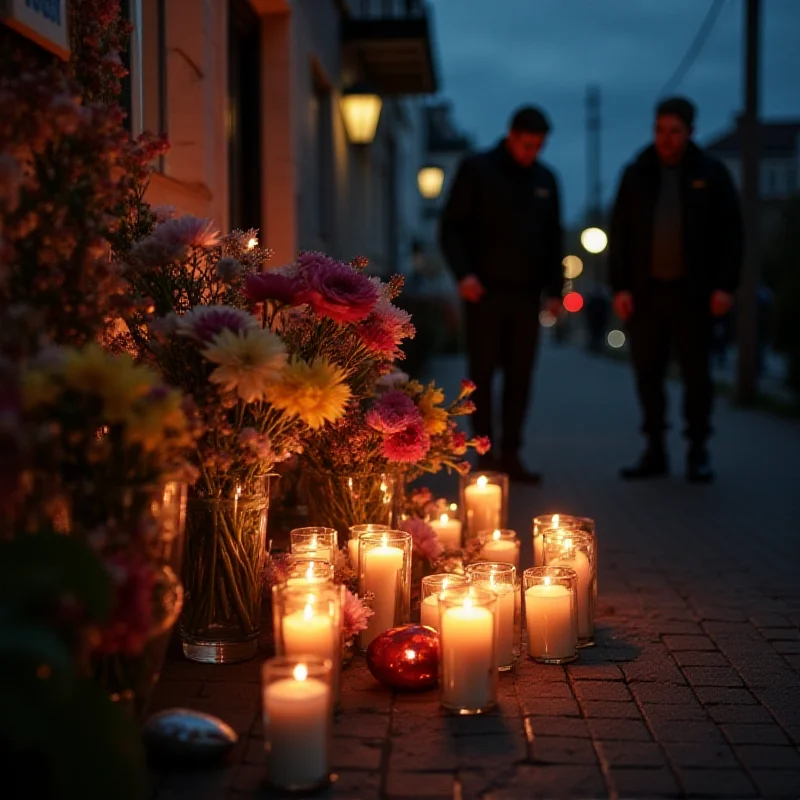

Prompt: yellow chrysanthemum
[
  {"left": 264, "top": 357, "right": 351, "bottom": 430},
  {"left": 419, "top": 384, "right": 448, "bottom": 435},
  {"left": 203, "top": 328, "right": 288, "bottom": 403}
]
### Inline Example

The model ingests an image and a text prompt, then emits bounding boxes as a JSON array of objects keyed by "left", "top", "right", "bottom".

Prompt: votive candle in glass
[
  {"left": 438, "top": 586, "right": 498, "bottom": 714},
  {"left": 262, "top": 655, "right": 332, "bottom": 792},
  {"left": 477, "top": 529, "right": 520, "bottom": 570},
  {"left": 284, "top": 559, "right": 335, "bottom": 587},
  {"left": 357, "top": 530, "right": 412, "bottom": 649},
  {"left": 428, "top": 512, "right": 463, "bottom": 550},
  {"left": 290, "top": 527, "right": 337, "bottom": 564},
  {"left": 542, "top": 528, "right": 596, "bottom": 647},
  {"left": 523, "top": 566, "right": 578, "bottom": 664},
  {"left": 459, "top": 471, "right": 508, "bottom": 541},
  {"left": 420, "top": 573, "right": 467, "bottom": 632},
  {"left": 466, "top": 562, "right": 518, "bottom": 670},
  {"left": 348, "top": 523, "right": 392, "bottom": 570}
]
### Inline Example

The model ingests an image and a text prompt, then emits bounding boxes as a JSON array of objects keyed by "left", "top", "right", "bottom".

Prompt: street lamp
[
  {"left": 340, "top": 83, "right": 382, "bottom": 145},
  {"left": 562, "top": 255, "right": 584, "bottom": 279},
  {"left": 580, "top": 227, "right": 608, "bottom": 254},
  {"left": 417, "top": 165, "right": 445, "bottom": 199}
]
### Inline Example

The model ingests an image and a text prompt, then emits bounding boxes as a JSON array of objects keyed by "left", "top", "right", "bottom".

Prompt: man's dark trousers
[
  {"left": 629, "top": 279, "right": 713, "bottom": 446},
  {"left": 465, "top": 289, "right": 540, "bottom": 459}
]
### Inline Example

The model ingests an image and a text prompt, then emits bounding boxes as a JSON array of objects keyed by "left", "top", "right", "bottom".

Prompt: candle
[
  {"left": 285, "top": 561, "right": 333, "bottom": 588},
  {"left": 420, "top": 593, "right": 440, "bottom": 630},
  {"left": 464, "top": 475, "right": 502, "bottom": 533},
  {"left": 347, "top": 537, "right": 359, "bottom": 568},
  {"left": 429, "top": 513, "right": 462, "bottom": 550},
  {"left": 492, "top": 582, "right": 516, "bottom": 667},
  {"left": 480, "top": 530, "right": 518, "bottom": 569},
  {"left": 282, "top": 602, "right": 336, "bottom": 661},
  {"left": 440, "top": 596, "right": 495, "bottom": 710},
  {"left": 294, "top": 541, "right": 333, "bottom": 563},
  {"left": 263, "top": 663, "right": 330, "bottom": 789},
  {"left": 552, "top": 548, "right": 592, "bottom": 639},
  {"left": 525, "top": 580, "right": 575, "bottom": 661},
  {"left": 362, "top": 535, "right": 404, "bottom": 646},
  {"left": 533, "top": 513, "right": 564, "bottom": 567}
]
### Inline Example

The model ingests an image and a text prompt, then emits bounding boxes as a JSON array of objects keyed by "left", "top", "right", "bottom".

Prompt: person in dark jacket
[
  {"left": 608, "top": 97, "right": 743, "bottom": 483},
  {"left": 439, "top": 106, "right": 564, "bottom": 484}
]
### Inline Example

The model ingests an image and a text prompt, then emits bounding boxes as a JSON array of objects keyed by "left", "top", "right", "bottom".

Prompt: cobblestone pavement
[{"left": 150, "top": 343, "right": 800, "bottom": 799}]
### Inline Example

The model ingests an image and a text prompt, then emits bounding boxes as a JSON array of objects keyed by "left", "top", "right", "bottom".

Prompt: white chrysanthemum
[{"left": 202, "top": 328, "right": 288, "bottom": 403}]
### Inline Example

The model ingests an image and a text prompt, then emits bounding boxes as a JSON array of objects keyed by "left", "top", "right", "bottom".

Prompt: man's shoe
[
  {"left": 620, "top": 447, "right": 668, "bottom": 480},
  {"left": 502, "top": 456, "right": 542, "bottom": 485},
  {"left": 686, "top": 445, "right": 714, "bottom": 484}
]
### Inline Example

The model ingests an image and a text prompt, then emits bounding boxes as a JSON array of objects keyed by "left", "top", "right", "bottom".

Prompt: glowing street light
[
  {"left": 417, "top": 165, "right": 445, "bottom": 199},
  {"left": 340, "top": 83, "right": 383, "bottom": 145},
  {"left": 580, "top": 227, "right": 608, "bottom": 254},
  {"left": 562, "top": 255, "right": 584, "bottom": 279}
]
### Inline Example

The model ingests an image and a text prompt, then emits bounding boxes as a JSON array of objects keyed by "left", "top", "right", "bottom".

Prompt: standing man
[
  {"left": 608, "top": 97, "right": 743, "bottom": 483},
  {"left": 440, "top": 106, "right": 564, "bottom": 484}
]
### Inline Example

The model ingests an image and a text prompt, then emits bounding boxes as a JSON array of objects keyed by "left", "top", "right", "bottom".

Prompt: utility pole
[
  {"left": 736, "top": 0, "right": 761, "bottom": 405},
  {"left": 585, "top": 84, "right": 602, "bottom": 285}
]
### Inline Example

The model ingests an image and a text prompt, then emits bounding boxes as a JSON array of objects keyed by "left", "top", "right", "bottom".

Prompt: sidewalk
[{"left": 149, "top": 343, "right": 800, "bottom": 799}]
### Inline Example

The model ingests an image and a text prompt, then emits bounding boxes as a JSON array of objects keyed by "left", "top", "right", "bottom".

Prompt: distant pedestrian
[
  {"left": 608, "top": 97, "right": 743, "bottom": 483},
  {"left": 439, "top": 106, "right": 564, "bottom": 484}
]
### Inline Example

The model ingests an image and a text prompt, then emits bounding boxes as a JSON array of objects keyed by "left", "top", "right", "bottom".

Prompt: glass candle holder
[
  {"left": 532, "top": 514, "right": 595, "bottom": 567},
  {"left": 420, "top": 573, "right": 467, "bottom": 632},
  {"left": 262, "top": 655, "right": 333, "bottom": 792},
  {"left": 428, "top": 512, "right": 463, "bottom": 551},
  {"left": 476, "top": 529, "right": 520, "bottom": 570},
  {"left": 522, "top": 566, "right": 578, "bottom": 664},
  {"left": 272, "top": 584, "right": 343, "bottom": 706},
  {"left": 283, "top": 559, "right": 335, "bottom": 587},
  {"left": 290, "top": 527, "right": 337, "bottom": 564},
  {"left": 357, "top": 530, "right": 412, "bottom": 650},
  {"left": 542, "top": 528, "right": 596, "bottom": 647},
  {"left": 348, "top": 523, "right": 392, "bottom": 569},
  {"left": 438, "top": 586, "right": 499, "bottom": 714},
  {"left": 458, "top": 471, "right": 509, "bottom": 541},
  {"left": 466, "top": 562, "right": 519, "bottom": 671}
]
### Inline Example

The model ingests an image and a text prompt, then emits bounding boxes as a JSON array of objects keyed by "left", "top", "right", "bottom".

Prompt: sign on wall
[{"left": 0, "top": 0, "right": 69, "bottom": 59}]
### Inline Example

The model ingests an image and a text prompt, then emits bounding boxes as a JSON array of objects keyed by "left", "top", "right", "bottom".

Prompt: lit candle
[
  {"left": 552, "top": 543, "right": 592, "bottom": 640},
  {"left": 263, "top": 663, "right": 330, "bottom": 789},
  {"left": 347, "top": 537, "right": 359, "bottom": 568},
  {"left": 282, "top": 600, "right": 336, "bottom": 661},
  {"left": 533, "top": 513, "right": 563, "bottom": 567},
  {"left": 362, "top": 534, "right": 404, "bottom": 646},
  {"left": 293, "top": 534, "right": 333, "bottom": 564},
  {"left": 429, "top": 513, "right": 462, "bottom": 550},
  {"left": 525, "top": 578, "right": 575, "bottom": 661},
  {"left": 421, "top": 578, "right": 454, "bottom": 632},
  {"left": 491, "top": 579, "right": 516, "bottom": 668},
  {"left": 285, "top": 562, "right": 332, "bottom": 588},
  {"left": 480, "top": 530, "right": 518, "bottom": 569},
  {"left": 464, "top": 475, "right": 502, "bottom": 533},
  {"left": 440, "top": 595, "right": 495, "bottom": 710}
]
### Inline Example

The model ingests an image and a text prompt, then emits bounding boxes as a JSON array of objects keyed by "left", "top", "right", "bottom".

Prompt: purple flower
[
  {"left": 175, "top": 305, "right": 257, "bottom": 344},
  {"left": 342, "top": 590, "right": 374, "bottom": 639},
  {"left": 151, "top": 215, "right": 221, "bottom": 250},
  {"left": 357, "top": 299, "right": 415, "bottom": 359},
  {"left": 295, "top": 252, "right": 379, "bottom": 323},
  {"left": 382, "top": 419, "right": 430, "bottom": 463},
  {"left": 244, "top": 270, "right": 304, "bottom": 305},
  {"left": 399, "top": 517, "right": 444, "bottom": 563},
  {"left": 366, "top": 389, "right": 422, "bottom": 435}
]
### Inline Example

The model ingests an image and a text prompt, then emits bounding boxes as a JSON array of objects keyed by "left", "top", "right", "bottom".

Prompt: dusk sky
[{"left": 430, "top": 0, "right": 800, "bottom": 224}]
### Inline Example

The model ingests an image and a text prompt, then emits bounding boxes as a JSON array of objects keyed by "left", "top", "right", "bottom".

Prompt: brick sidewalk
[{"left": 150, "top": 344, "right": 800, "bottom": 799}]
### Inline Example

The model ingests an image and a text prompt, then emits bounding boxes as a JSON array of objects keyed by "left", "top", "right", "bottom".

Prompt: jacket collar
[{"left": 635, "top": 141, "right": 704, "bottom": 172}]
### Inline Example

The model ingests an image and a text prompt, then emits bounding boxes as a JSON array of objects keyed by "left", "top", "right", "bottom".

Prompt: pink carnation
[
  {"left": 382, "top": 419, "right": 430, "bottom": 463},
  {"left": 366, "top": 389, "right": 422, "bottom": 435},
  {"left": 452, "top": 431, "right": 468, "bottom": 455},
  {"left": 295, "top": 252, "right": 379, "bottom": 323},
  {"left": 399, "top": 517, "right": 443, "bottom": 563},
  {"left": 245, "top": 270, "right": 304, "bottom": 305},
  {"left": 342, "top": 590, "right": 374, "bottom": 639},
  {"left": 357, "top": 299, "right": 415, "bottom": 359},
  {"left": 460, "top": 379, "right": 477, "bottom": 396},
  {"left": 474, "top": 436, "right": 492, "bottom": 455},
  {"left": 175, "top": 305, "right": 257, "bottom": 344}
]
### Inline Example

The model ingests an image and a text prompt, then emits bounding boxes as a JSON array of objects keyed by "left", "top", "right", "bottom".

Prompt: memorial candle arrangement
[
  {"left": 523, "top": 567, "right": 578, "bottom": 664},
  {"left": 466, "top": 562, "right": 518, "bottom": 670},
  {"left": 428, "top": 513, "right": 463, "bottom": 550},
  {"left": 357, "top": 530, "right": 412, "bottom": 650},
  {"left": 420, "top": 573, "right": 467, "bottom": 632},
  {"left": 532, "top": 514, "right": 573, "bottom": 567},
  {"left": 438, "top": 586, "right": 498, "bottom": 714},
  {"left": 262, "top": 656, "right": 333, "bottom": 792},
  {"left": 543, "top": 528, "right": 596, "bottom": 647},
  {"left": 478, "top": 529, "right": 520, "bottom": 570},
  {"left": 290, "top": 527, "right": 337, "bottom": 564},
  {"left": 348, "top": 523, "right": 392, "bottom": 570},
  {"left": 459, "top": 472, "right": 508, "bottom": 540}
]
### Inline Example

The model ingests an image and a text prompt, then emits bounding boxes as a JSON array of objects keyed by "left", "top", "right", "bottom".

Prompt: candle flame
[
  {"left": 553, "top": 514, "right": 560, "bottom": 528},
  {"left": 310, "top": 534, "right": 317, "bottom": 549},
  {"left": 464, "top": 596, "right": 474, "bottom": 611},
  {"left": 492, "top": 529, "right": 501, "bottom": 542},
  {"left": 303, "top": 603, "right": 314, "bottom": 621},
  {"left": 381, "top": 533, "right": 388, "bottom": 548},
  {"left": 449, "top": 502, "right": 458, "bottom": 512},
  {"left": 247, "top": 237, "right": 258, "bottom": 250},
  {"left": 477, "top": 475, "right": 488, "bottom": 488},
  {"left": 544, "top": 576, "right": 551, "bottom": 587},
  {"left": 293, "top": 663, "right": 308, "bottom": 681},
  {"left": 440, "top": 513, "right": 449, "bottom": 524},
  {"left": 442, "top": 578, "right": 449, "bottom": 591},
  {"left": 564, "top": 537, "right": 573, "bottom": 550},
  {"left": 404, "top": 649, "right": 417, "bottom": 661},
  {"left": 305, "top": 563, "right": 314, "bottom": 580}
]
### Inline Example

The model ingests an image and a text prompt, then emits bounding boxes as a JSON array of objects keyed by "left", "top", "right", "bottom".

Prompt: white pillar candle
[
  {"left": 464, "top": 476, "right": 502, "bottom": 533},
  {"left": 362, "top": 538, "right": 404, "bottom": 646},
  {"left": 552, "top": 551, "right": 592, "bottom": 639},
  {"left": 429, "top": 514, "right": 462, "bottom": 550},
  {"left": 440, "top": 598, "right": 495, "bottom": 710},
  {"left": 347, "top": 538, "right": 359, "bottom": 568},
  {"left": 263, "top": 664, "right": 329, "bottom": 789},
  {"left": 493, "top": 584, "right": 516, "bottom": 667},
  {"left": 525, "top": 582, "right": 575, "bottom": 660},
  {"left": 480, "top": 531, "right": 518, "bottom": 569},
  {"left": 282, "top": 604, "right": 336, "bottom": 661},
  {"left": 420, "top": 594, "right": 439, "bottom": 631}
]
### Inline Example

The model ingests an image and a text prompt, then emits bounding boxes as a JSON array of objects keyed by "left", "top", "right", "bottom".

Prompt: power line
[{"left": 658, "top": 0, "right": 727, "bottom": 98}]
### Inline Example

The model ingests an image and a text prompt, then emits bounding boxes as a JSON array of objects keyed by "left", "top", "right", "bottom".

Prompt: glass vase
[
  {"left": 304, "top": 469, "right": 402, "bottom": 540},
  {"left": 180, "top": 475, "right": 272, "bottom": 663}
]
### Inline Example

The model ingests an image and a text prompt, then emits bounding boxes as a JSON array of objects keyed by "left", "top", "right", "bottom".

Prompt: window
[
  {"left": 228, "top": 0, "right": 262, "bottom": 232},
  {"left": 311, "top": 72, "right": 334, "bottom": 243}
]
